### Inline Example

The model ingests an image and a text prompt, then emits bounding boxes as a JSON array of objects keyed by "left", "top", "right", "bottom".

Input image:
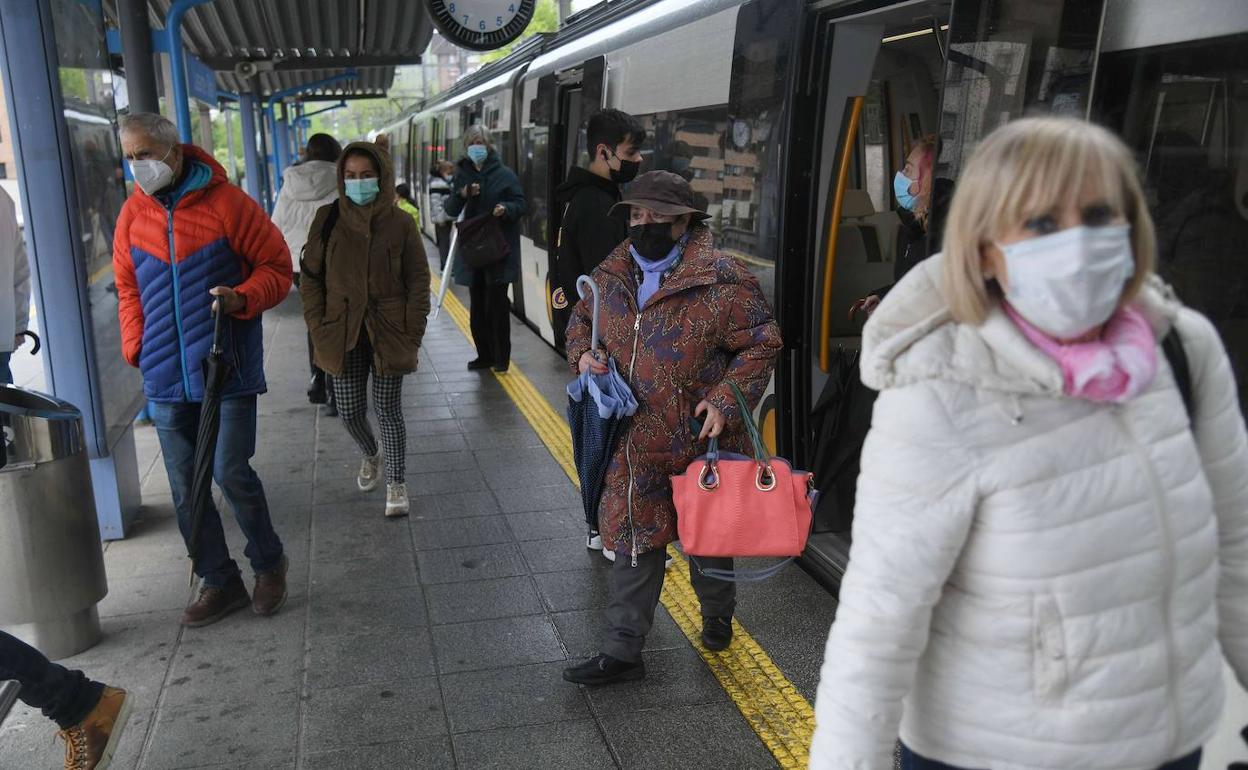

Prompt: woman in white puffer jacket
[{"left": 810, "top": 117, "right": 1248, "bottom": 770}]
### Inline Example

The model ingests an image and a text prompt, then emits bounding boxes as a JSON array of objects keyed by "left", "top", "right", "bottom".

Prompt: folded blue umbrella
[{"left": 567, "top": 276, "right": 638, "bottom": 537}]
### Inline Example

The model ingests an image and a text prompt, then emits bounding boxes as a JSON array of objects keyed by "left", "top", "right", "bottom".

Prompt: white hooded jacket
[
  {"left": 0, "top": 186, "right": 30, "bottom": 354},
  {"left": 810, "top": 255, "right": 1248, "bottom": 770},
  {"left": 270, "top": 160, "right": 338, "bottom": 273}
]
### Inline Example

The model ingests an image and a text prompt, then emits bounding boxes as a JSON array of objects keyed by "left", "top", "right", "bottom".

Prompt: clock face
[
  {"left": 428, "top": 0, "right": 537, "bottom": 52},
  {"left": 732, "top": 119, "right": 751, "bottom": 149}
]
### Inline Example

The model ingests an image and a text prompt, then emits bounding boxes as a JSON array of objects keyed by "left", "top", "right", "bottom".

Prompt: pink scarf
[{"left": 1003, "top": 303, "right": 1158, "bottom": 403}]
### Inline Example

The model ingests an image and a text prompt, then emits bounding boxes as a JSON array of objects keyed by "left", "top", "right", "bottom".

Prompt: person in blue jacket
[{"left": 444, "top": 124, "right": 526, "bottom": 372}]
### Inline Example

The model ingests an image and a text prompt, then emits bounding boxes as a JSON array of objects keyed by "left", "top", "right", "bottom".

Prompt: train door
[
  {"left": 531, "top": 57, "right": 606, "bottom": 351},
  {"left": 792, "top": 0, "right": 1106, "bottom": 584}
]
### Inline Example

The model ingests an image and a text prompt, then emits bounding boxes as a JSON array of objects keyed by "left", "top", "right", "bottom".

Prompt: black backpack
[{"left": 1162, "top": 329, "right": 1194, "bottom": 421}]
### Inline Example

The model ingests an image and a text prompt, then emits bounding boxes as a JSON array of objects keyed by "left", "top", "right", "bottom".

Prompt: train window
[
  {"left": 1094, "top": 33, "right": 1248, "bottom": 406},
  {"left": 521, "top": 125, "right": 551, "bottom": 248}
]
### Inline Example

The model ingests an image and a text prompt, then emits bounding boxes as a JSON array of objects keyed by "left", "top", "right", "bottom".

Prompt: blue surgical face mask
[
  {"left": 467, "top": 144, "right": 488, "bottom": 166},
  {"left": 344, "top": 177, "right": 380, "bottom": 206},
  {"left": 894, "top": 171, "right": 919, "bottom": 211}
]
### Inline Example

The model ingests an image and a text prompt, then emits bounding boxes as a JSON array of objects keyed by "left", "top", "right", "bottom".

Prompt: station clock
[{"left": 427, "top": 0, "right": 538, "bottom": 52}]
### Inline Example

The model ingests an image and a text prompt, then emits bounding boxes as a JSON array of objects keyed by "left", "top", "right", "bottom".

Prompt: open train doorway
[{"left": 796, "top": 0, "right": 952, "bottom": 584}]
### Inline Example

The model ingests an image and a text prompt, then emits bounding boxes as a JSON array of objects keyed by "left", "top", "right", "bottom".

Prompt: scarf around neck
[
  {"left": 1004, "top": 302, "right": 1158, "bottom": 403},
  {"left": 629, "top": 234, "right": 687, "bottom": 308}
]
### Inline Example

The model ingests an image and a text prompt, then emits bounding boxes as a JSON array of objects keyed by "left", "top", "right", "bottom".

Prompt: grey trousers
[{"left": 601, "top": 549, "right": 736, "bottom": 663}]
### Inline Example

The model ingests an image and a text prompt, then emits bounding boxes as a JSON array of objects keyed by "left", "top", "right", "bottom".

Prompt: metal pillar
[
  {"left": 224, "top": 105, "right": 238, "bottom": 184},
  {"left": 0, "top": 0, "right": 142, "bottom": 539},
  {"left": 253, "top": 82, "right": 273, "bottom": 210},
  {"left": 117, "top": 0, "right": 159, "bottom": 113},
  {"left": 273, "top": 103, "right": 291, "bottom": 186},
  {"left": 165, "top": 0, "right": 214, "bottom": 141},
  {"left": 238, "top": 91, "right": 262, "bottom": 203}
]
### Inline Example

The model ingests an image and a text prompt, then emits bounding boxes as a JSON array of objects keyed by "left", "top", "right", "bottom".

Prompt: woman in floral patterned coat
[{"left": 561, "top": 171, "right": 783, "bottom": 686}]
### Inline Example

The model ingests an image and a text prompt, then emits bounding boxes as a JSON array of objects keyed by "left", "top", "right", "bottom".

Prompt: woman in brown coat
[
  {"left": 561, "top": 171, "right": 783, "bottom": 686},
  {"left": 300, "top": 142, "right": 431, "bottom": 517}
]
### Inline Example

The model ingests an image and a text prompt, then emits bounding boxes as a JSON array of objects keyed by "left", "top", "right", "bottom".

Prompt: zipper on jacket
[
  {"left": 166, "top": 210, "right": 193, "bottom": 399},
  {"left": 1113, "top": 409, "right": 1181, "bottom": 752},
  {"left": 624, "top": 311, "right": 642, "bottom": 567}
]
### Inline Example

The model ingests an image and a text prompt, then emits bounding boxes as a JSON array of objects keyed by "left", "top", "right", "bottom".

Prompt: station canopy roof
[{"left": 105, "top": 0, "right": 434, "bottom": 100}]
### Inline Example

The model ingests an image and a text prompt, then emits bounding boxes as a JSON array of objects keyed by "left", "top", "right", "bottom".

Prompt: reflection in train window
[
  {"left": 1094, "top": 33, "right": 1248, "bottom": 405},
  {"left": 521, "top": 125, "right": 550, "bottom": 248},
  {"left": 632, "top": 106, "right": 776, "bottom": 302}
]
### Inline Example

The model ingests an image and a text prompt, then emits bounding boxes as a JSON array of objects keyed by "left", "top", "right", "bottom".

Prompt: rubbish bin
[{"left": 0, "top": 385, "right": 107, "bottom": 660}]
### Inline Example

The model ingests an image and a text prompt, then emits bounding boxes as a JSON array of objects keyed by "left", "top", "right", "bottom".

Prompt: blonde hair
[{"left": 941, "top": 117, "right": 1156, "bottom": 325}]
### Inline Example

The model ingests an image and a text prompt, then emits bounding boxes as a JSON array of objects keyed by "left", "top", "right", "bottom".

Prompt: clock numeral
[
  {"left": 496, "top": 15, "right": 503, "bottom": 27},
  {"left": 478, "top": 19, "right": 486, "bottom": 30},
  {"left": 463, "top": 13, "right": 469, "bottom": 24},
  {"left": 508, "top": 3, "right": 516, "bottom": 11},
  {"left": 447, "top": 2, "right": 455, "bottom": 12}
]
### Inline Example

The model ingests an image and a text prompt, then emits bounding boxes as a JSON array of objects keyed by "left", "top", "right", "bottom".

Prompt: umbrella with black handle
[{"left": 186, "top": 309, "right": 232, "bottom": 586}]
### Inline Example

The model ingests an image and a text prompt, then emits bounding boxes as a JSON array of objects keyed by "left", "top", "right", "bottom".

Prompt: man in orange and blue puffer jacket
[{"left": 113, "top": 113, "right": 293, "bottom": 629}]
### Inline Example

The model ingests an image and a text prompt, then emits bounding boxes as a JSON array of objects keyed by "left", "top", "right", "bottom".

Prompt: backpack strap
[
  {"left": 1162, "top": 328, "right": 1194, "bottom": 422},
  {"left": 298, "top": 203, "right": 339, "bottom": 280}
]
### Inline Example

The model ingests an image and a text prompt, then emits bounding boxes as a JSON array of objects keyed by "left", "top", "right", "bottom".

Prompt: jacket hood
[
  {"left": 556, "top": 166, "right": 619, "bottom": 204},
  {"left": 281, "top": 160, "right": 338, "bottom": 202},
  {"left": 860, "top": 253, "right": 1184, "bottom": 397},
  {"left": 336, "top": 141, "right": 396, "bottom": 225}
]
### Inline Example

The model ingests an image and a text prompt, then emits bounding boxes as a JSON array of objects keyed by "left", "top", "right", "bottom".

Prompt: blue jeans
[
  {"left": 149, "top": 395, "right": 283, "bottom": 587},
  {"left": 0, "top": 351, "right": 12, "bottom": 384},
  {"left": 900, "top": 744, "right": 1201, "bottom": 770},
  {"left": 0, "top": 631, "right": 102, "bottom": 729}
]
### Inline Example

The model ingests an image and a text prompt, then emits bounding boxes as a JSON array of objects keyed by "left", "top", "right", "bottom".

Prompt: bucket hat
[{"left": 610, "top": 170, "right": 710, "bottom": 220}]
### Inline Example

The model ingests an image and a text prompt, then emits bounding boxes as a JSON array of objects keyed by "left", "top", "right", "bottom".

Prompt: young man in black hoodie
[{"left": 551, "top": 109, "right": 646, "bottom": 349}]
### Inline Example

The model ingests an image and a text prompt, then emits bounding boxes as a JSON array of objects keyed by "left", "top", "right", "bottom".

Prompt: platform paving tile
[
  {"left": 452, "top": 719, "right": 616, "bottom": 770},
  {"left": 440, "top": 661, "right": 592, "bottom": 734},
  {"left": 431, "top": 615, "right": 565, "bottom": 674},
  {"left": 506, "top": 508, "right": 587, "bottom": 541},
  {"left": 141, "top": 689, "right": 300, "bottom": 770},
  {"left": 301, "top": 737, "right": 455, "bottom": 770},
  {"left": 305, "top": 628, "right": 436, "bottom": 690},
  {"left": 300, "top": 678, "right": 447, "bottom": 755},
  {"left": 411, "top": 514, "right": 513, "bottom": 551},
  {"left": 415, "top": 542, "right": 529, "bottom": 584},
  {"left": 306, "top": 585, "right": 427, "bottom": 638},
  {"left": 584, "top": 646, "right": 730, "bottom": 717},
  {"left": 424, "top": 575, "right": 546, "bottom": 625},
  {"left": 602, "top": 701, "right": 778, "bottom": 770},
  {"left": 533, "top": 568, "right": 613, "bottom": 612}
]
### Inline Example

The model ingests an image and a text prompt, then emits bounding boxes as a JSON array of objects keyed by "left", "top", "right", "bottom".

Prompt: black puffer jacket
[{"left": 552, "top": 167, "right": 626, "bottom": 335}]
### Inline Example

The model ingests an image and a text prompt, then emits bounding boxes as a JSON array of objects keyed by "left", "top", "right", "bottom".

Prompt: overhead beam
[{"left": 202, "top": 54, "right": 421, "bottom": 72}]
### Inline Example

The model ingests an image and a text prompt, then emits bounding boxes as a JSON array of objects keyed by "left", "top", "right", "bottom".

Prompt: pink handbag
[{"left": 672, "top": 383, "right": 815, "bottom": 580}]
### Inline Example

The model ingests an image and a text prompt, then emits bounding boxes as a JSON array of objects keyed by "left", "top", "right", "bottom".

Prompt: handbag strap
[
  {"left": 688, "top": 556, "right": 794, "bottom": 583},
  {"left": 715, "top": 380, "right": 768, "bottom": 463}
]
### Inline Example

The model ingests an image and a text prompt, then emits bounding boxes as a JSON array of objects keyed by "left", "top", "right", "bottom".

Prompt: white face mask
[
  {"left": 1000, "top": 224, "right": 1134, "bottom": 339},
  {"left": 128, "top": 146, "right": 175, "bottom": 196}
]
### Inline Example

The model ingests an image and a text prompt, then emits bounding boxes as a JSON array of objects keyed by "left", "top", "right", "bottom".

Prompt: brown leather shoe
[
  {"left": 181, "top": 575, "right": 250, "bottom": 627},
  {"left": 252, "top": 555, "right": 289, "bottom": 616},
  {"left": 58, "top": 686, "right": 132, "bottom": 770}
]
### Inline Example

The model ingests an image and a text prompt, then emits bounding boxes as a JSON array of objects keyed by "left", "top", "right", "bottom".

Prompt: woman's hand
[
  {"left": 694, "top": 400, "right": 725, "bottom": 440},
  {"left": 493, "top": 203, "right": 506, "bottom": 218},
  {"left": 460, "top": 182, "right": 480, "bottom": 198},
  {"left": 578, "top": 350, "right": 608, "bottom": 376},
  {"left": 848, "top": 294, "right": 881, "bottom": 320}
]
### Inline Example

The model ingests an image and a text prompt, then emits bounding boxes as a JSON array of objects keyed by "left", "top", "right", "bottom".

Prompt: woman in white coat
[
  {"left": 272, "top": 133, "right": 341, "bottom": 408},
  {"left": 810, "top": 116, "right": 1248, "bottom": 770}
]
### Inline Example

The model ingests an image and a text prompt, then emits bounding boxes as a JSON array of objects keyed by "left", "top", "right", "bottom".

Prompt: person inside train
[
  {"left": 428, "top": 160, "right": 456, "bottom": 270},
  {"left": 270, "top": 132, "right": 342, "bottom": 412},
  {"left": 561, "top": 171, "right": 782, "bottom": 686},
  {"left": 552, "top": 108, "right": 645, "bottom": 386},
  {"left": 444, "top": 124, "right": 526, "bottom": 373},
  {"left": 848, "top": 134, "right": 953, "bottom": 319},
  {"left": 810, "top": 116, "right": 1248, "bottom": 770},
  {"left": 299, "top": 141, "right": 431, "bottom": 519}
]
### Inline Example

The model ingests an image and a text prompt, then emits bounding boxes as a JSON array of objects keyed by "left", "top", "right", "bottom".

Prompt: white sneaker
[
  {"left": 357, "top": 452, "right": 382, "bottom": 492},
  {"left": 603, "top": 548, "right": 616, "bottom": 563},
  {"left": 586, "top": 531, "right": 603, "bottom": 550},
  {"left": 385, "top": 483, "right": 409, "bottom": 517}
]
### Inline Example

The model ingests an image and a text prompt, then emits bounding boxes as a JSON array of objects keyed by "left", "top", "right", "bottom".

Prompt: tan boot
[{"left": 57, "top": 686, "right": 132, "bottom": 770}]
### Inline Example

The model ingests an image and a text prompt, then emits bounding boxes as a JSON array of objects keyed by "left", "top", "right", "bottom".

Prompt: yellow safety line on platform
[{"left": 431, "top": 276, "right": 816, "bottom": 768}]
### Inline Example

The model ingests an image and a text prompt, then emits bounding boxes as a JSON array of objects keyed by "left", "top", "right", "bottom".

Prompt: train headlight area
[{"left": 1, "top": 0, "right": 1247, "bottom": 766}]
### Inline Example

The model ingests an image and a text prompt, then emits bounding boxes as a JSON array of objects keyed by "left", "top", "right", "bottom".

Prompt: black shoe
[
  {"left": 467, "top": 358, "right": 494, "bottom": 371},
  {"left": 562, "top": 654, "right": 646, "bottom": 686},
  {"left": 307, "top": 373, "right": 328, "bottom": 404},
  {"left": 492, "top": 362, "right": 510, "bottom": 373},
  {"left": 701, "top": 616, "right": 733, "bottom": 652}
]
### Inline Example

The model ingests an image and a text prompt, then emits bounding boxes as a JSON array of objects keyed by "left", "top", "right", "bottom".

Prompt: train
[{"left": 380, "top": 0, "right": 1248, "bottom": 588}]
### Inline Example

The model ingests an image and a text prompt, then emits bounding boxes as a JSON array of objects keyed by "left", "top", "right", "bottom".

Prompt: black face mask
[
  {"left": 628, "top": 222, "right": 678, "bottom": 260},
  {"left": 604, "top": 148, "right": 641, "bottom": 184}
]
